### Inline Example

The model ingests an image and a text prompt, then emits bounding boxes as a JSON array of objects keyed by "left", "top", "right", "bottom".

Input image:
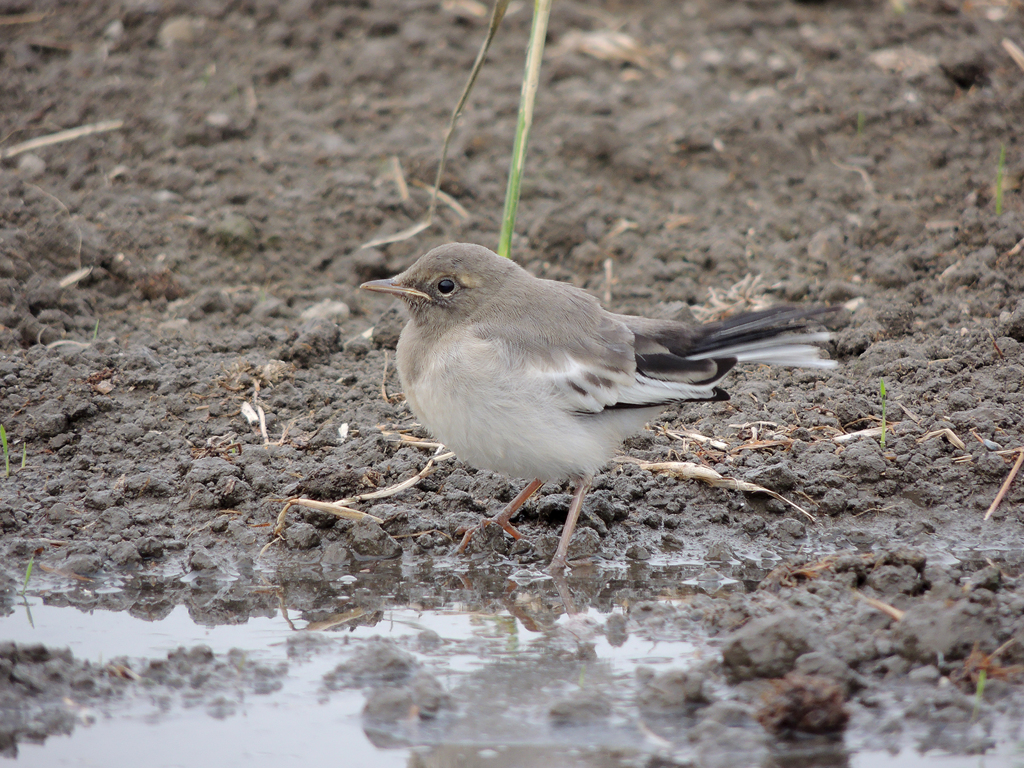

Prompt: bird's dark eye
[{"left": 437, "top": 278, "right": 456, "bottom": 295}]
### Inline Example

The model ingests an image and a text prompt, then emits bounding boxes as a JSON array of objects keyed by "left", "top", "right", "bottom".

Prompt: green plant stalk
[
  {"left": 497, "top": 0, "right": 552, "bottom": 259},
  {"left": 21, "top": 553, "right": 33, "bottom": 596},
  {"left": 1, "top": 425, "right": 8, "bottom": 478},
  {"left": 21, "top": 443, "right": 26, "bottom": 469},
  {"left": 972, "top": 668, "right": 987, "bottom": 720},
  {"left": 856, "top": 111, "right": 865, "bottom": 137},
  {"left": 92, "top": 318, "right": 99, "bottom": 341},
  {"left": 995, "top": 144, "right": 1006, "bottom": 216},
  {"left": 879, "top": 379, "right": 887, "bottom": 450}
]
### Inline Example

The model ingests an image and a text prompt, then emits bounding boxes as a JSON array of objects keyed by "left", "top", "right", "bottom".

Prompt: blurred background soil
[{"left": 2, "top": 0, "right": 1024, "bottom": 761}]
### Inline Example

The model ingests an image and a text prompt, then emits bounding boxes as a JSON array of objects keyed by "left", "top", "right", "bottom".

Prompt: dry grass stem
[
  {"left": 0, "top": 11, "right": 49, "bottom": 24},
  {"left": 691, "top": 274, "right": 773, "bottom": 322},
  {"left": 240, "top": 401, "right": 259, "bottom": 426},
  {"left": 389, "top": 156, "right": 410, "bottom": 202},
  {"left": 254, "top": 390, "right": 269, "bottom": 445},
  {"left": 852, "top": 590, "right": 905, "bottom": 621},
  {"left": 659, "top": 426, "right": 730, "bottom": 451},
  {"left": 361, "top": 220, "right": 431, "bottom": 249},
  {"left": 410, "top": 179, "right": 470, "bottom": 219},
  {"left": 379, "top": 429, "right": 446, "bottom": 451},
  {"left": 273, "top": 499, "right": 383, "bottom": 539},
  {"left": 58, "top": 266, "right": 93, "bottom": 289},
  {"left": 603, "top": 218, "right": 638, "bottom": 242},
  {"left": 0, "top": 119, "right": 124, "bottom": 159},
  {"left": 271, "top": 451, "right": 455, "bottom": 538},
  {"left": 603, "top": 258, "right": 614, "bottom": 305},
  {"left": 305, "top": 608, "right": 367, "bottom": 632},
  {"left": 918, "top": 428, "right": 966, "bottom": 451},
  {"left": 985, "top": 447, "right": 1024, "bottom": 521},
  {"left": 664, "top": 214, "right": 695, "bottom": 230},
  {"left": 897, "top": 401, "right": 922, "bottom": 423},
  {"left": 831, "top": 158, "right": 876, "bottom": 195},
  {"left": 1002, "top": 38, "right": 1024, "bottom": 73},
  {"left": 442, "top": 0, "right": 488, "bottom": 19},
  {"left": 381, "top": 351, "right": 394, "bottom": 403},
  {"left": 551, "top": 30, "right": 652, "bottom": 68},
  {"left": 619, "top": 457, "right": 815, "bottom": 521},
  {"left": 361, "top": 0, "right": 511, "bottom": 249},
  {"left": 835, "top": 425, "right": 898, "bottom": 444}
]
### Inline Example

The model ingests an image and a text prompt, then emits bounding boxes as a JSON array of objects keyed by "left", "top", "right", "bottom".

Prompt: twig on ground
[
  {"left": 1002, "top": 38, "right": 1024, "bottom": 74},
  {"left": 618, "top": 457, "right": 815, "bottom": 521},
  {"left": 0, "top": 11, "right": 49, "bottom": 25},
  {"left": 389, "top": 155, "right": 410, "bottom": 202},
  {"left": 381, "top": 351, "right": 394, "bottom": 404},
  {"left": 269, "top": 451, "right": 456, "bottom": 540},
  {"left": 830, "top": 158, "right": 876, "bottom": 195},
  {"left": 986, "top": 447, "right": 1024, "bottom": 521},
  {"left": 853, "top": 590, "right": 904, "bottom": 621},
  {"left": 918, "top": 428, "right": 966, "bottom": 451},
  {"left": 0, "top": 119, "right": 124, "bottom": 159},
  {"left": 410, "top": 179, "right": 470, "bottom": 219},
  {"left": 835, "top": 425, "right": 899, "bottom": 444}
]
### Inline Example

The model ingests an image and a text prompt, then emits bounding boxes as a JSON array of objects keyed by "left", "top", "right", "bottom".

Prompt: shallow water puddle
[{"left": 3, "top": 561, "right": 1022, "bottom": 767}]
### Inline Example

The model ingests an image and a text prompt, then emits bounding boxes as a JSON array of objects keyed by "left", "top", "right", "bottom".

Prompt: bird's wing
[
  {"left": 471, "top": 306, "right": 637, "bottom": 414},
  {"left": 473, "top": 283, "right": 834, "bottom": 414},
  {"left": 473, "top": 304, "right": 728, "bottom": 414}
]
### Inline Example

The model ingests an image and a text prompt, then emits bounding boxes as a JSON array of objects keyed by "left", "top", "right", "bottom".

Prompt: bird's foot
[
  {"left": 547, "top": 555, "right": 568, "bottom": 574},
  {"left": 456, "top": 516, "right": 524, "bottom": 554}
]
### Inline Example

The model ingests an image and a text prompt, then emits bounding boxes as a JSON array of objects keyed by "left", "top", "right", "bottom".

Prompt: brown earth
[{"left": 2, "top": 0, "right": 1024, "bottom": 763}]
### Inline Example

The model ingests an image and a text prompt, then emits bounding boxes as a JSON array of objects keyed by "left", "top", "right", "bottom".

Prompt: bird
[{"left": 360, "top": 243, "right": 835, "bottom": 571}]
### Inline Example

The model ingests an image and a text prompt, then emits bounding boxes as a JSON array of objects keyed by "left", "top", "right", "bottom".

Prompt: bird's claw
[{"left": 456, "top": 517, "right": 524, "bottom": 553}]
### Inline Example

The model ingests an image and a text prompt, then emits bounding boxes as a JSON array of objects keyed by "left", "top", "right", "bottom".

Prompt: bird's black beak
[{"left": 359, "top": 278, "right": 431, "bottom": 301}]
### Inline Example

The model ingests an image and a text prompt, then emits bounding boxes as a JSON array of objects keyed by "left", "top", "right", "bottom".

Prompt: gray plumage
[{"left": 361, "top": 242, "right": 835, "bottom": 569}]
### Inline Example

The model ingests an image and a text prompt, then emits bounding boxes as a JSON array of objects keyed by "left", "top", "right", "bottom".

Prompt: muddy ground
[{"left": 2, "top": 0, "right": 1024, "bottom": 764}]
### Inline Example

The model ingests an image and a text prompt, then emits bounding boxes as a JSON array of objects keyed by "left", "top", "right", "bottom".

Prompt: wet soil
[{"left": 2, "top": 0, "right": 1024, "bottom": 764}]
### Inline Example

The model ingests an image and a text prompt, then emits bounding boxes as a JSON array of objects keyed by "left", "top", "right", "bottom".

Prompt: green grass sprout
[
  {"left": 92, "top": 318, "right": 99, "bottom": 340},
  {"left": 21, "top": 553, "right": 34, "bottom": 596},
  {"left": 879, "top": 379, "right": 887, "bottom": 449},
  {"left": 1, "top": 425, "right": 9, "bottom": 478},
  {"left": 856, "top": 111, "right": 865, "bottom": 137},
  {"left": 995, "top": 144, "right": 1006, "bottom": 216},
  {"left": 21, "top": 442, "right": 26, "bottom": 469},
  {"left": 972, "top": 668, "right": 986, "bottom": 721},
  {"left": 498, "top": 0, "right": 552, "bottom": 258}
]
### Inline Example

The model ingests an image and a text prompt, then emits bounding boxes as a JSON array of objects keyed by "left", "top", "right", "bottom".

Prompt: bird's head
[{"left": 360, "top": 243, "right": 521, "bottom": 330}]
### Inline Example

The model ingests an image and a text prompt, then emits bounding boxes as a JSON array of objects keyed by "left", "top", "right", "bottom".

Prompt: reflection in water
[{"left": 2, "top": 554, "right": 1020, "bottom": 767}]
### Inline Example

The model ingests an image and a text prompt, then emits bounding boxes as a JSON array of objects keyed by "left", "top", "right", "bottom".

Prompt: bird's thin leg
[
  {"left": 548, "top": 477, "right": 591, "bottom": 573},
  {"left": 457, "top": 478, "right": 544, "bottom": 553}
]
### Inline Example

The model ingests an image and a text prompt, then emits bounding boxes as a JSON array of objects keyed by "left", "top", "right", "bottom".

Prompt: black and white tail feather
[{"left": 562, "top": 306, "right": 836, "bottom": 414}]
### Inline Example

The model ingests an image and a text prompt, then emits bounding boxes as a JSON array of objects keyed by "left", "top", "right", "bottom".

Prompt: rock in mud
[
  {"left": 895, "top": 598, "right": 1002, "bottom": 663},
  {"left": 370, "top": 306, "right": 404, "bottom": 350},
  {"left": 362, "top": 672, "right": 452, "bottom": 723},
  {"left": 756, "top": 673, "right": 849, "bottom": 736},
  {"left": 549, "top": 692, "right": 612, "bottom": 725},
  {"left": 286, "top": 318, "right": 340, "bottom": 366},
  {"left": 722, "top": 611, "right": 814, "bottom": 681},
  {"left": 324, "top": 638, "right": 417, "bottom": 689},
  {"left": 637, "top": 668, "right": 710, "bottom": 715},
  {"left": 284, "top": 522, "right": 321, "bottom": 550},
  {"left": 793, "top": 652, "right": 866, "bottom": 695},
  {"left": 346, "top": 519, "right": 401, "bottom": 560}
]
